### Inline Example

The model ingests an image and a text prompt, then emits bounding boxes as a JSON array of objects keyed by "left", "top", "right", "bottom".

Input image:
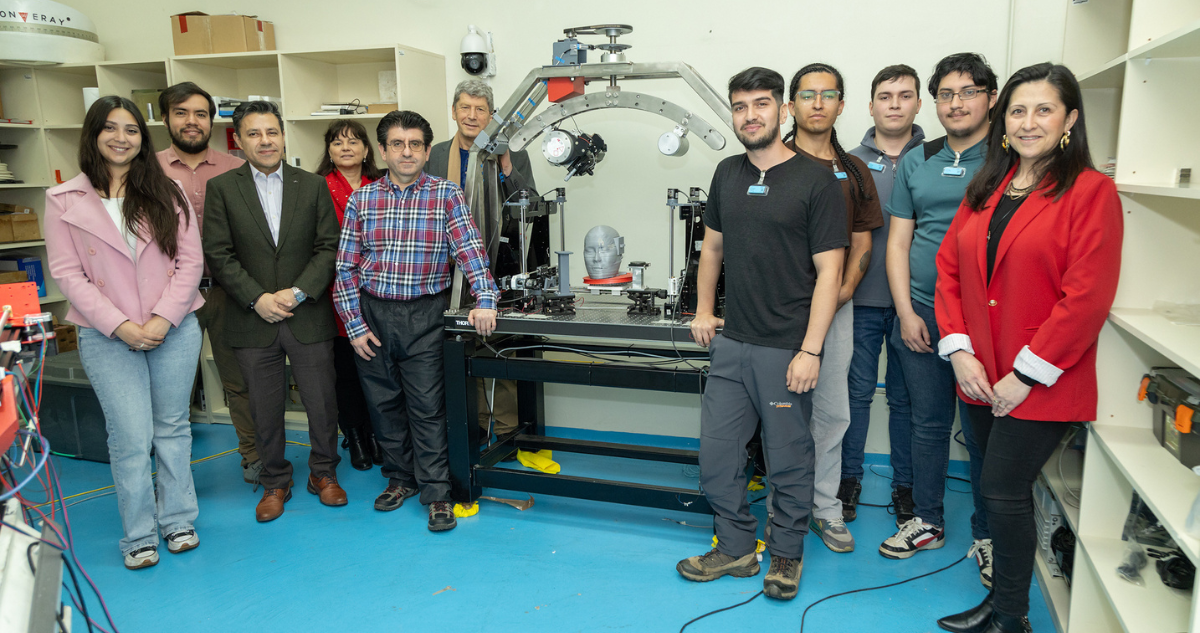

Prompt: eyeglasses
[
  {"left": 796, "top": 90, "right": 841, "bottom": 103},
  {"left": 387, "top": 140, "right": 427, "bottom": 152},
  {"left": 935, "top": 87, "right": 989, "bottom": 103}
]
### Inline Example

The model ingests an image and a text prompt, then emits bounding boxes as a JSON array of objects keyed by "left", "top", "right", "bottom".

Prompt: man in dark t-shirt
[
  {"left": 783, "top": 63, "right": 883, "bottom": 554},
  {"left": 675, "top": 67, "right": 847, "bottom": 601}
]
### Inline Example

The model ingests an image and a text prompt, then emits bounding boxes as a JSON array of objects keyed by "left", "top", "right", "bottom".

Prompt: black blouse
[{"left": 987, "top": 194, "right": 1027, "bottom": 284}]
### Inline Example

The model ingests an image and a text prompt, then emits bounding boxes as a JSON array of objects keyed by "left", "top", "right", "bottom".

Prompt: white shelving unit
[
  {"left": 0, "top": 44, "right": 445, "bottom": 426},
  {"left": 1054, "top": 1, "right": 1200, "bottom": 632}
]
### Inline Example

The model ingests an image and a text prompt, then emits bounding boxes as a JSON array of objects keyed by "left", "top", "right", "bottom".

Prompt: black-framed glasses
[
  {"left": 935, "top": 87, "right": 989, "bottom": 103},
  {"left": 387, "top": 140, "right": 427, "bottom": 152},
  {"left": 796, "top": 90, "right": 841, "bottom": 103}
]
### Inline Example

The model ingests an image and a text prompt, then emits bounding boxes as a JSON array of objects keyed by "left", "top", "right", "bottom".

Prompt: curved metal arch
[{"left": 506, "top": 88, "right": 726, "bottom": 153}]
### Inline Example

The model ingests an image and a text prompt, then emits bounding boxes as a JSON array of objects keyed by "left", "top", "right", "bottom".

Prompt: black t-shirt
[
  {"left": 987, "top": 194, "right": 1026, "bottom": 283},
  {"left": 704, "top": 153, "right": 849, "bottom": 350}
]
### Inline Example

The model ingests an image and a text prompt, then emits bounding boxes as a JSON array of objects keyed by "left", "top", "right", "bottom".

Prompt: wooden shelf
[
  {"left": 0, "top": 183, "right": 50, "bottom": 190},
  {"left": 43, "top": 124, "right": 82, "bottom": 130},
  {"left": 0, "top": 241, "right": 45, "bottom": 251},
  {"left": 1078, "top": 55, "right": 1127, "bottom": 90},
  {"left": 1077, "top": 533, "right": 1191, "bottom": 633},
  {"left": 1034, "top": 547, "right": 1071, "bottom": 633},
  {"left": 1090, "top": 422, "right": 1200, "bottom": 565},
  {"left": 0, "top": 123, "right": 37, "bottom": 129},
  {"left": 170, "top": 51, "right": 280, "bottom": 69},
  {"left": 1129, "top": 18, "right": 1200, "bottom": 60},
  {"left": 1116, "top": 182, "right": 1200, "bottom": 200},
  {"left": 39, "top": 293, "right": 66, "bottom": 305},
  {"left": 287, "top": 113, "right": 384, "bottom": 122},
  {"left": 1108, "top": 308, "right": 1200, "bottom": 378}
]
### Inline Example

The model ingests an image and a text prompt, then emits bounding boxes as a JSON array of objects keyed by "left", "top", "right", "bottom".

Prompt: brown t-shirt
[{"left": 788, "top": 142, "right": 884, "bottom": 247}]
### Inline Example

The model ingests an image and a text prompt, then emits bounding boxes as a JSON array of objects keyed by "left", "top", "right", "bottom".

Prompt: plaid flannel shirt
[{"left": 333, "top": 171, "right": 497, "bottom": 339}]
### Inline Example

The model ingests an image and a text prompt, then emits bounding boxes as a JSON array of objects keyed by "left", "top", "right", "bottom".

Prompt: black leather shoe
[
  {"left": 984, "top": 612, "right": 1031, "bottom": 633},
  {"left": 344, "top": 428, "right": 372, "bottom": 471},
  {"left": 367, "top": 431, "right": 384, "bottom": 465},
  {"left": 938, "top": 593, "right": 993, "bottom": 633}
]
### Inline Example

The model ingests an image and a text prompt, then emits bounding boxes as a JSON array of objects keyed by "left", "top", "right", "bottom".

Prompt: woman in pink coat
[{"left": 45, "top": 96, "right": 205, "bottom": 570}]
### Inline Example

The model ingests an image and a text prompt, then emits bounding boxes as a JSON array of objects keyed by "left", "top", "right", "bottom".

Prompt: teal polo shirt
[{"left": 885, "top": 137, "right": 987, "bottom": 307}]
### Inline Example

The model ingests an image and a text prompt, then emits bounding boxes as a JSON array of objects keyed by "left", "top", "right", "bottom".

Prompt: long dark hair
[
  {"left": 783, "top": 63, "right": 871, "bottom": 205},
  {"left": 965, "top": 63, "right": 1092, "bottom": 210},
  {"left": 79, "top": 96, "right": 190, "bottom": 258},
  {"left": 316, "top": 119, "right": 383, "bottom": 180}
]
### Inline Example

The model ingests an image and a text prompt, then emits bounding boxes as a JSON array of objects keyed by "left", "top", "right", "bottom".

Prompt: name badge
[
  {"left": 833, "top": 171, "right": 847, "bottom": 180},
  {"left": 868, "top": 162, "right": 885, "bottom": 172},
  {"left": 747, "top": 184, "right": 770, "bottom": 196},
  {"left": 942, "top": 166, "right": 966, "bottom": 178}
]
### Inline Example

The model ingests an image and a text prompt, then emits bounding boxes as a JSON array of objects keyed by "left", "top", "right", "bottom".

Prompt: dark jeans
[
  {"left": 844, "top": 305, "right": 911, "bottom": 487},
  {"left": 354, "top": 291, "right": 452, "bottom": 504},
  {"left": 964, "top": 405, "right": 1068, "bottom": 619},
  {"left": 332, "top": 336, "right": 370, "bottom": 436},
  {"left": 958, "top": 400, "right": 991, "bottom": 541},
  {"left": 234, "top": 321, "right": 340, "bottom": 490},
  {"left": 889, "top": 300, "right": 956, "bottom": 528},
  {"left": 196, "top": 285, "right": 258, "bottom": 467}
]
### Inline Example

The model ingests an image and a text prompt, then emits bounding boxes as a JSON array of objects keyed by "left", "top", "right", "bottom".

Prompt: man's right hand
[
  {"left": 689, "top": 313, "right": 724, "bottom": 347},
  {"left": 351, "top": 331, "right": 382, "bottom": 360},
  {"left": 253, "top": 293, "right": 295, "bottom": 323},
  {"left": 898, "top": 311, "right": 933, "bottom": 353}
]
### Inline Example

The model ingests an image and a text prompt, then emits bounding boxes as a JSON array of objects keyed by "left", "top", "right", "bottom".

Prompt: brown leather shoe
[
  {"left": 256, "top": 486, "right": 292, "bottom": 522},
  {"left": 307, "top": 474, "right": 348, "bottom": 507}
]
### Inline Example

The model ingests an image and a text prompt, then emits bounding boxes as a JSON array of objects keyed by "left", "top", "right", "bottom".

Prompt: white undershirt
[{"left": 100, "top": 197, "right": 138, "bottom": 261}]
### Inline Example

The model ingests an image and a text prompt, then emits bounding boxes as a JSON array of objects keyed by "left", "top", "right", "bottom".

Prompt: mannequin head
[{"left": 583, "top": 225, "right": 624, "bottom": 279}]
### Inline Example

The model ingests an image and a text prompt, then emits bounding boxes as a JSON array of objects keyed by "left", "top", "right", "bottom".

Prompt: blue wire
[{"left": 0, "top": 430, "right": 50, "bottom": 501}]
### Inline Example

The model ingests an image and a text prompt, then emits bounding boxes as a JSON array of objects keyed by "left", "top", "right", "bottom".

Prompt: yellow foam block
[
  {"left": 517, "top": 449, "right": 560, "bottom": 474},
  {"left": 453, "top": 502, "right": 479, "bottom": 517}
]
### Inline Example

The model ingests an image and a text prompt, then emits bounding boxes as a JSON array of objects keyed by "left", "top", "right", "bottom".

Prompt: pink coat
[{"left": 45, "top": 173, "right": 204, "bottom": 337}]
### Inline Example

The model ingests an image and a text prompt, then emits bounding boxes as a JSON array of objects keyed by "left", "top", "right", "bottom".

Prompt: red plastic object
[
  {"left": 548, "top": 77, "right": 585, "bottom": 103},
  {"left": 0, "top": 281, "right": 40, "bottom": 322},
  {"left": 583, "top": 272, "right": 633, "bottom": 286},
  {"left": 0, "top": 375, "right": 17, "bottom": 451}
]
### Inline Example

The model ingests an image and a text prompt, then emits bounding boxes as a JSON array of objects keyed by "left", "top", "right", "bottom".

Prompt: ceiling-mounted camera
[{"left": 460, "top": 25, "right": 495, "bottom": 77}]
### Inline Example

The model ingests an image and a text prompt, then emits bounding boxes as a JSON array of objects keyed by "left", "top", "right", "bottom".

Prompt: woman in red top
[
  {"left": 934, "top": 64, "right": 1122, "bottom": 633},
  {"left": 316, "top": 119, "right": 383, "bottom": 470}
]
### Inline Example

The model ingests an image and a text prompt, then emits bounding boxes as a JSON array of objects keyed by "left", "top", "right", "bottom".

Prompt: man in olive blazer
[{"left": 202, "top": 100, "right": 346, "bottom": 522}]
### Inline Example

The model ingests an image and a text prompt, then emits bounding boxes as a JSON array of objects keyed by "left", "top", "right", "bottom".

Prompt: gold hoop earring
[
  {"left": 1001, "top": 134, "right": 1009, "bottom": 151},
  {"left": 1060, "top": 130, "right": 1071, "bottom": 151}
]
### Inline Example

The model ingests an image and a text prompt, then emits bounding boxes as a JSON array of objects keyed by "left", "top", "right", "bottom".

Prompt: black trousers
[
  {"left": 354, "top": 291, "right": 451, "bottom": 504},
  {"left": 965, "top": 404, "right": 1069, "bottom": 619},
  {"left": 233, "top": 321, "right": 341, "bottom": 490},
  {"left": 332, "top": 336, "right": 370, "bottom": 436}
]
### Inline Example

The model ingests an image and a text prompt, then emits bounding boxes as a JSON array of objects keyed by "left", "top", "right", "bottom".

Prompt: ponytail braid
[{"left": 831, "top": 127, "right": 871, "bottom": 204}]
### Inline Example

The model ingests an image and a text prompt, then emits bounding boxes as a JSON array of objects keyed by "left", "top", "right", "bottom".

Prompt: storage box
[
  {"left": 0, "top": 256, "right": 43, "bottom": 296},
  {"left": 0, "top": 270, "right": 28, "bottom": 284},
  {"left": 367, "top": 103, "right": 398, "bottom": 115},
  {"left": 42, "top": 351, "right": 110, "bottom": 463},
  {"left": 1143, "top": 367, "right": 1200, "bottom": 468},
  {"left": 0, "top": 210, "right": 41, "bottom": 243},
  {"left": 131, "top": 89, "right": 164, "bottom": 123},
  {"left": 0, "top": 203, "right": 33, "bottom": 214},
  {"left": 171, "top": 12, "right": 276, "bottom": 56},
  {"left": 54, "top": 324, "right": 77, "bottom": 353}
]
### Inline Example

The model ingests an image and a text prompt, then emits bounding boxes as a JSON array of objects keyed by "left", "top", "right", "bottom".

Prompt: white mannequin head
[{"left": 583, "top": 225, "right": 624, "bottom": 279}]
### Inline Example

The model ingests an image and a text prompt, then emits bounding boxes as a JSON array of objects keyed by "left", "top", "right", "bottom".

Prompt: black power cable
[{"left": 679, "top": 590, "right": 763, "bottom": 632}]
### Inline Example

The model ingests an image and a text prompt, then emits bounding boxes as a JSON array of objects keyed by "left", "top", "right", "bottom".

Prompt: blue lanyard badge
[
  {"left": 747, "top": 170, "right": 769, "bottom": 196},
  {"left": 942, "top": 150, "right": 966, "bottom": 178},
  {"left": 868, "top": 161, "right": 885, "bottom": 172},
  {"left": 833, "top": 171, "right": 848, "bottom": 180}
]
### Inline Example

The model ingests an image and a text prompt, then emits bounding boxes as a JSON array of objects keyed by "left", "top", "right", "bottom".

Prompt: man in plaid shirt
[{"left": 333, "top": 110, "right": 498, "bottom": 532}]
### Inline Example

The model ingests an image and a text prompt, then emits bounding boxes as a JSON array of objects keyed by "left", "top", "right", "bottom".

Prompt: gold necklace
[{"left": 1005, "top": 180, "right": 1036, "bottom": 199}]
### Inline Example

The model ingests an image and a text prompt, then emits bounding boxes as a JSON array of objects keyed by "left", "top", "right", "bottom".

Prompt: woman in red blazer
[
  {"left": 45, "top": 97, "right": 204, "bottom": 571},
  {"left": 934, "top": 64, "right": 1122, "bottom": 633},
  {"left": 316, "top": 119, "right": 383, "bottom": 470}
]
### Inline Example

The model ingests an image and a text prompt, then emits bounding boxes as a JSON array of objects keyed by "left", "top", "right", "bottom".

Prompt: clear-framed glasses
[
  {"left": 387, "top": 139, "right": 426, "bottom": 152},
  {"left": 796, "top": 90, "right": 842, "bottom": 103},
  {"left": 935, "top": 87, "right": 989, "bottom": 103}
]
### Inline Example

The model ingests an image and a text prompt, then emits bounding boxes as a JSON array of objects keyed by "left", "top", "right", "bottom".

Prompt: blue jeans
[
  {"left": 889, "top": 300, "right": 956, "bottom": 529},
  {"left": 78, "top": 313, "right": 202, "bottom": 554},
  {"left": 959, "top": 399, "right": 991, "bottom": 540},
  {"left": 843, "top": 305, "right": 912, "bottom": 488}
]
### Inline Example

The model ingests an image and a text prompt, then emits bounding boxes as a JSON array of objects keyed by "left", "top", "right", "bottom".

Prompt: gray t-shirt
[{"left": 704, "top": 153, "right": 848, "bottom": 350}]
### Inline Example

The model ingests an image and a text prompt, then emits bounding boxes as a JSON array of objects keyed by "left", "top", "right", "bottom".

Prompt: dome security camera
[{"left": 461, "top": 25, "right": 495, "bottom": 77}]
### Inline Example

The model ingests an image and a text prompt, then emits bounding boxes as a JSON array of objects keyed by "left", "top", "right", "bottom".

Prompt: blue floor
[{"left": 49, "top": 424, "right": 1053, "bottom": 633}]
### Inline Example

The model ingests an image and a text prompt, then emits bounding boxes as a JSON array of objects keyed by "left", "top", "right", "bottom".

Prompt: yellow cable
[{"left": 29, "top": 448, "right": 240, "bottom": 509}]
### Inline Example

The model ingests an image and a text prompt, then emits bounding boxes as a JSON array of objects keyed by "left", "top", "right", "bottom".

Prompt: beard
[
  {"left": 735, "top": 119, "right": 779, "bottom": 152},
  {"left": 169, "top": 125, "right": 211, "bottom": 154}
]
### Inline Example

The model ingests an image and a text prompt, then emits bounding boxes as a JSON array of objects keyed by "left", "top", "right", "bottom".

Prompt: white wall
[{"left": 61, "top": 0, "right": 1068, "bottom": 454}]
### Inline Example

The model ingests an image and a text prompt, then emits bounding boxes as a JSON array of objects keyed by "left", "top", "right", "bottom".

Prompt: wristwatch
[{"left": 291, "top": 286, "right": 308, "bottom": 303}]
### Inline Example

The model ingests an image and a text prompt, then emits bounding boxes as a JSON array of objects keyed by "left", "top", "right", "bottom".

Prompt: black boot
[
  {"left": 366, "top": 428, "right": 384, "bottom": 465},
  {"left": 344, "top": 428, "right": 372, "bottom": 471},
  {"left": 937, "top": 593, "right": 993, "bottom": 633},
  {"left": 984, "top": 611, "right": 1031, "bottom": 633}
]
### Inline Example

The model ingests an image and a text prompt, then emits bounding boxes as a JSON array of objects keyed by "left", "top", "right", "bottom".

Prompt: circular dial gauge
[{"left": 542, "top": 130, "right": 575, "bottom": 165}]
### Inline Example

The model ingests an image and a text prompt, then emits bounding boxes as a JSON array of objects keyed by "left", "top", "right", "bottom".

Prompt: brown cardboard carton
[
  {"left": 9, "top": 212, "right": 40, "bottom": 242},
  {"left": 0, "top": 270, "right": 27, "bottom": 284},
  {"left": 367, "top": 103, "right": 398, "bottom": 114},
  {"left": 55, "top": 324, "right": 78, "bottom": 353},
  {"left": 171, "top": 12, "right": 276, "bottom": 55},
  {"left": 171, "top": 12, "right": 213, "bottom": 56},
  {"left": 0, "top": 220, "right": 13, "bottom": 244}
]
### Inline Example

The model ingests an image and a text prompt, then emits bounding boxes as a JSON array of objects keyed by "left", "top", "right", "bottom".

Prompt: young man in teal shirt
[{"left": 879, "top": 54, "right": 997, "bottom": 588}]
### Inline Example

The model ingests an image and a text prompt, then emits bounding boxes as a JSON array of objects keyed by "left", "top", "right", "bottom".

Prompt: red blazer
[
  {"left": 325, "top": 170, "right": 376, "bottom": 338},
  {"left": 935, "top": 167, "right": 1122, "bottom": 422}
]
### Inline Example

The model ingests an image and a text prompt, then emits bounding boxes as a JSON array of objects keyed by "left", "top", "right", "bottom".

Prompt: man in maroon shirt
[{"left": 155, "top": 82, "right": 258, "bottom": 486}]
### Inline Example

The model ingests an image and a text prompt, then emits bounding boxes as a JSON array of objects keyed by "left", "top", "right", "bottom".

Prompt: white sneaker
[
  {"left": 879, "top": 517, "right": 945, "bottom": 559},
  {"left": 165, "top": 529, "right": 200, "bottom": 554},
  {"left": 124, "top": 545, "right": 159, "bottom": 570},
  {"left": 969, "top": 538, "right": 993, "bottom": 588}
]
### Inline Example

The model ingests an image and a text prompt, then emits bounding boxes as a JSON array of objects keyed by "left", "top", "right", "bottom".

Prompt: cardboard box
[
  {"left": 54, "top": 324, "right": 77, "bottom": 353},
  {"left": 171, "top": 12, "right": 276, "bottom": 56},
  {"left": 0, "top": 211, "right": 41, "bottom": 243},
  {"left": 0, "top": 203, "right": 32, "bottom": 214},
  {"left": 0, "top": 270, "right": 28, "bottom": 284},
  {"left": 0, "top": 256, "right": 44, "bottom": 297},
  {"left": 367, "top": 103, "right": 398, "bottom": 114},
  {"left": 131, "top": 89, "right": 164, "bottom": 123}
]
